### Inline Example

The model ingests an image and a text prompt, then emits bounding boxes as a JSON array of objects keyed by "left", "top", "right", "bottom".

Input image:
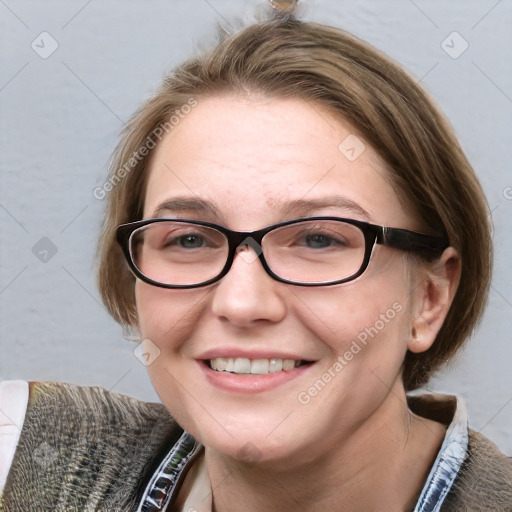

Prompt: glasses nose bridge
[
  {"left": 224, "top": 225, "right": 270, "bottom": 251},
  {"left": 222, "top": 226, "right": 270, "bottom": 274}
]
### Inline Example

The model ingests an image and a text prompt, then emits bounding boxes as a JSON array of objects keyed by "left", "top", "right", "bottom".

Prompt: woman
[{"left": 1, "top": 6, "right": 511, "bottom": 512}]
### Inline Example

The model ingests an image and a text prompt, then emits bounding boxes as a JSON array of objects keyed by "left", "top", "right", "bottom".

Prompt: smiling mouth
[{"left": 207, "top": 357, "right": 313, "bottom": 375}]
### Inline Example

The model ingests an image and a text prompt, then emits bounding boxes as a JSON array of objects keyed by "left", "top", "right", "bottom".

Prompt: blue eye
[{"left": 305, "top": 234, "right": 335, "bottom": 248}]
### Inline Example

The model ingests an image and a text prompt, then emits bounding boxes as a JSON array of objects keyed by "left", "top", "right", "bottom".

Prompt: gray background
[{"left": 1, "top": 0, "right": 511, "bottom": 454}]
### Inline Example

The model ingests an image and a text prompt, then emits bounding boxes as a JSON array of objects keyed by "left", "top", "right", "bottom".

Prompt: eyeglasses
[{"left": 116, "top": 217, "right": 448, "bottom": 289}]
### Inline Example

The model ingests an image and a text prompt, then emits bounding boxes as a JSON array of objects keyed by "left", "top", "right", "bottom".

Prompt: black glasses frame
[{"left": 116, "top": 216, "right": 449, "bottom": 289}]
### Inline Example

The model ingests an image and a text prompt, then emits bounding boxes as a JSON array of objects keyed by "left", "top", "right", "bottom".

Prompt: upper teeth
[{"left": 210, "top": 357, "right": 299, "bottom": 374}]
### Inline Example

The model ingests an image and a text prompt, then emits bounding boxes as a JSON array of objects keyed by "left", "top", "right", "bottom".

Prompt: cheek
[
  {"left": 135, "top": 283, "right": 212, "bottom": 428},
  {"left": 293, "top": 255, "right": 413, "bottom": 363},
  {"left": 135, "top": 282, "right": 210, "bottom": 353}
]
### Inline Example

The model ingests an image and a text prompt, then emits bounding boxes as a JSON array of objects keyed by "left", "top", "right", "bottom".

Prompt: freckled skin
[{"left": 136, "top": 95, "right": 455, "bottom": 511}]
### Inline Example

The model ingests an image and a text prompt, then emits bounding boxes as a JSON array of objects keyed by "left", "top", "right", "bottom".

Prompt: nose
[{"left": 210, "top": 245, "right": 287, "bottom": 327}]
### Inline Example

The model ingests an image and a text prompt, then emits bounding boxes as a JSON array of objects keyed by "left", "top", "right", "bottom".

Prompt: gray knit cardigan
[{"left": 1, "top": 382, "right": 511, "bottom": 511}]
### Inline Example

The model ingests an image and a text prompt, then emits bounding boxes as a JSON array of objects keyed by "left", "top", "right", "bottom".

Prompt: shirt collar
[{"left": 411, "top": 394, "right": 469, "bottom": 512}]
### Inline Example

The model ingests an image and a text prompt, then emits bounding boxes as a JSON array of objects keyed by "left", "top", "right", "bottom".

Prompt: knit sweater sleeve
[
  {"left": 0, "top": 381, "right": 182, "bottom": 512},
  {"left": 441, "top": 429, "right": 512, "bottom": 511}
]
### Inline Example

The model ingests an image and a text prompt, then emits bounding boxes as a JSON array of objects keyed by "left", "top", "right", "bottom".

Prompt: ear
[{"left": 408, "top": 247, "right": 461, "bottom": 354}]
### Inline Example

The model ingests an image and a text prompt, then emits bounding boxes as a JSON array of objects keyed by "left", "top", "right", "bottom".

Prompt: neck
[{"left": 204, "top": 383, "right": 446, "bottom": 512}]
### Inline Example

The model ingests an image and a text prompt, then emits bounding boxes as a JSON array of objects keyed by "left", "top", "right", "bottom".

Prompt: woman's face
[{"left": 137, "top": 95, "right": 423, "bottom": 464}]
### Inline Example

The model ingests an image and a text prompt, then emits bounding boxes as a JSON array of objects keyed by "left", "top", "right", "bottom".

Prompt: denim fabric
[{"left": 413, "top": 397, "right": 469, "bottom": 511}]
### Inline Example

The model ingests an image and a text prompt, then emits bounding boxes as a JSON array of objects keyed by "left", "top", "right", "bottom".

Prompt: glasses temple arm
[{"left": 379, "top": 227, "right": 449, "bottom": 256}]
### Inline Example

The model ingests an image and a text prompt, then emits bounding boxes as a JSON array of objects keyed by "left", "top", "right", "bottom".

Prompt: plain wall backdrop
[{"left": 1, "top": 0, "right": 511, "bottom": 454}]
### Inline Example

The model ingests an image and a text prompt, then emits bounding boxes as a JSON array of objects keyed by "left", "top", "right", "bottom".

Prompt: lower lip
[{"left": 198, "top": 361, "right": 315, "bottom": 393}]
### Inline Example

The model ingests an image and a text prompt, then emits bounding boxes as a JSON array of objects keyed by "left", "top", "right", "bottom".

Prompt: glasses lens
[
  {"left": 263, "top": 220, "right": 366, "bottom": 284},
  {"left": 130, "top": 221, "right": 228, "bottom": 286}
]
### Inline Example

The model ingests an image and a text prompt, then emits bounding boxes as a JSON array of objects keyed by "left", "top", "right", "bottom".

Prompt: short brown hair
[{"left": 97, "top": 20, "right": 492, "bottom": 390}]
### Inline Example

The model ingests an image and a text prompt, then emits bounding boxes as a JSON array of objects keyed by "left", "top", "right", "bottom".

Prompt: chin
[
  {"left": 206, "top": 433, "right": 297, "bottom": 466},
  {"left": 185, "top": 409, "right": 313, "bottom": 467}
]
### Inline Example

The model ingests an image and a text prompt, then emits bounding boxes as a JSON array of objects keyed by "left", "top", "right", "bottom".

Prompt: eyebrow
[
  {"left": 151, "top": 195, "right": 370, "bottom": 221},
  {"left": 280, "top": 197, "right": 370, "bottom": 220},
  {"left": 152, "top": 197, "right": 221, "bottom": 219}
]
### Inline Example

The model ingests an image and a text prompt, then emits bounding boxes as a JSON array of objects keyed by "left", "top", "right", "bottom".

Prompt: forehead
[{"left": 143, "top": 95, "right": 409, "bottom": 228}]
